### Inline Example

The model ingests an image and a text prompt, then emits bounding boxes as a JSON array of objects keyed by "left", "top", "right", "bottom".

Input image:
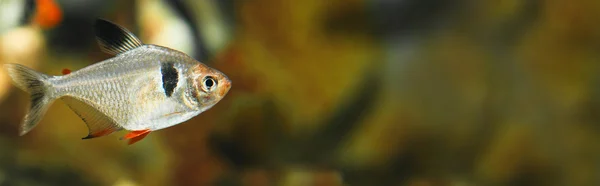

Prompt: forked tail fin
[{"left": 4, "top": 63, "right": 56, "bottom": 135}]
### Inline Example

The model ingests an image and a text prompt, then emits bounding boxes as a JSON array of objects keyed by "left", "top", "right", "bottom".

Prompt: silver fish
[{"left": 3, "top": 19, "right": 231, "bottom": 144}]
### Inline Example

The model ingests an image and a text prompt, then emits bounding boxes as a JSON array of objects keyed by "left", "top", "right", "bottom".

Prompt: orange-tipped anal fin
[
  {"left": 61, "top": 68, "right": 71, "bottom": 75},
  {"left": 82, "top": 128, "right": 117, "bottom": 139},
  {"left": 127, "top": 131, "right": 150, "bottom": 145}
]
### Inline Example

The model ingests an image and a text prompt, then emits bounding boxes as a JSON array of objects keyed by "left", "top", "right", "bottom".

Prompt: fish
[
  {"left": 3, "top": 19, "right": 232, "bottom": 145},
  {"left": 0, "top": 0, "right": 62, "bottom": 33},
  {"left": 32, "top": 0, "right": 62, "bottom": 29}
]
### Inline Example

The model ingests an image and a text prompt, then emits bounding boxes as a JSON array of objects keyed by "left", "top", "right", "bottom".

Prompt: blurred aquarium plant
[{"left": 2, "top": 0, "right": 600, "bottom": 186}]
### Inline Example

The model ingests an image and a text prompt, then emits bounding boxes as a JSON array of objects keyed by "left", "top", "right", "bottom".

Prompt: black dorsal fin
[{"left": 94, "top": 19, "right": 143, "bottom": 56}]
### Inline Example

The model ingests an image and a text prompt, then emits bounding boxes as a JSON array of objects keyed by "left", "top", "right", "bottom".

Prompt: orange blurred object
[{"left": 34, "top": 0, "right": 62, "bottom": 29}]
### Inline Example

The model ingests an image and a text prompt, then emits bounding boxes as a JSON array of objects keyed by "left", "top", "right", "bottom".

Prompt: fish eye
[{"left": 203, "top": 76, "right": 217, "bottom": 91}]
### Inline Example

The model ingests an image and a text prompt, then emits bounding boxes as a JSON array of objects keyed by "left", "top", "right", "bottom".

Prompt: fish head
[{"left": 191, "top": 64, "right": 231, "bottom": 107}]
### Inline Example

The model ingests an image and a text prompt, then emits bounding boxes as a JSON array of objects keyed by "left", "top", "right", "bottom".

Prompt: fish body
[
  {"left": 56, "top": 45, "right": 222, "bottom": 131},
  {"left": 3, "top": 19, "right": 231, "bottom": 144}
]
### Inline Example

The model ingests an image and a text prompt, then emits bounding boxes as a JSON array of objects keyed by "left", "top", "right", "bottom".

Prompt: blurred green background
[{"left": 2, "top": 0, "right": 600, "bottom": 185}]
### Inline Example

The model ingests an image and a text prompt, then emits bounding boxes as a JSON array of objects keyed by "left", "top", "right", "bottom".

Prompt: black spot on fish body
[{"left": 161, "top": 62, "right": 178, "bottom": 97}]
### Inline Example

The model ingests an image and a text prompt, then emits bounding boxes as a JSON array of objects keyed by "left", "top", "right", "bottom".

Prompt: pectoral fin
[
  {"left": 121, "top": 129, "right": 151, "bottom": 145},
  {"left": 61, "top": 96, "right": 122, "bottom": 139}
]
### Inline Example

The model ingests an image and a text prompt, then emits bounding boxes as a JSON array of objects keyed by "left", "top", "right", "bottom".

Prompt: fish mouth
[{"left": 219, "top": 80, "right": 231, "bottom": 97}]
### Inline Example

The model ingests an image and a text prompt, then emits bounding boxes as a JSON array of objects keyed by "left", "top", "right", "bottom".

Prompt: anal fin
[
  {"left": 61, "top": 96, "right": 122, "bottom": 139},
  {"left": 121, "top": 129, "right": 151, "bottom": 145},
  {"left": 82, "top": 128, "right": 115, "bottom": 139}
]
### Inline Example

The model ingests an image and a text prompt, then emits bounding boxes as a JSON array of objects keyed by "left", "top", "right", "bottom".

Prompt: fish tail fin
[{"left": 4, "top": 63, "right": 56, "bottom": 135}]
